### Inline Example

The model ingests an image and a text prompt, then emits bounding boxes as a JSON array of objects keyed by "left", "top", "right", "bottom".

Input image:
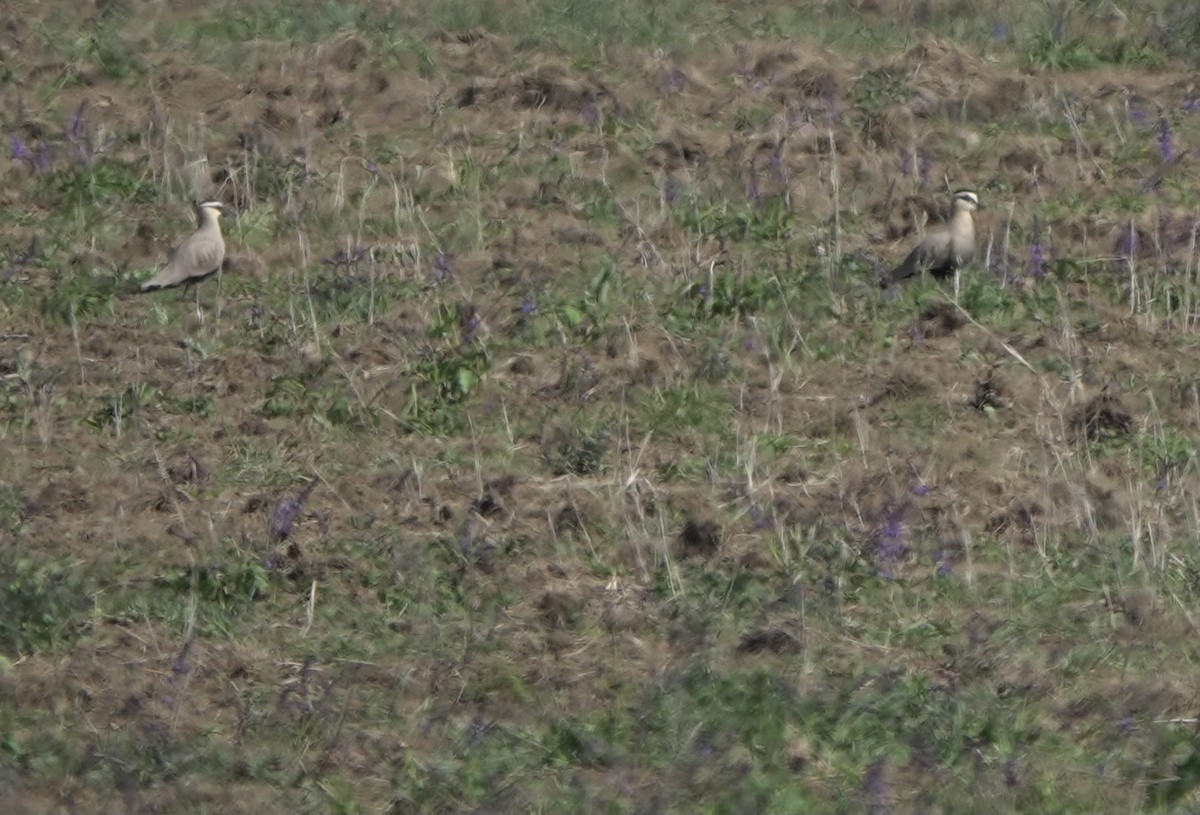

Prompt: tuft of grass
[
  {"left": 6, "top": 2, "right": 1200, "bottom": 813},
  {"left": 0, "top": 555, "right": 92, "bottom": 657}
]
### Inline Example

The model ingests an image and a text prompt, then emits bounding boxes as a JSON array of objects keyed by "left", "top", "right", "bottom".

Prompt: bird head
[
  {"left": 196, "top": 200, "right": 225, "bottom": 219},
  {"left": 951, "top": 190, "right": 980, "bottom": 213}
]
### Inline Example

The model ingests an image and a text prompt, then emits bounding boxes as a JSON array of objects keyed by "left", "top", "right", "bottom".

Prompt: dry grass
[{"left": 2, "top": 0, "right": 1200, "bottom": 812}]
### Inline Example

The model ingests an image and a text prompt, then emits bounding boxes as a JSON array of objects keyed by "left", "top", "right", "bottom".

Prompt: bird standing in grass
[
  {"left": 881, "top": 189, "right": 979, "bottom": 287},
  {"left": 141, "top": 200, "right": 226, "bottom": 291}
]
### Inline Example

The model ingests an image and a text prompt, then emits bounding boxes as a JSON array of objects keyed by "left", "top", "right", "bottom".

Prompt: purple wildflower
[
  {"left": 365, "top": 159, "right": 378, "bottom": 176},
  {"left": 875, "top": 505, "right": 908, "bottom": 579},
  {"left": 1157, "top": 118, "right": 1175, "bottom": 163},
  {"left": 1004, "top": 756, "right": 1019, "bottom": 787},
  {"left": 65, "top": 103, "right": 91, "bottom": 164},
  {"left": 272, "top": 497, "right": 303, "bottom": 540},
  {"left": 1128, "top": 107, "right": 1150, "bottom": 127},
  {"left": 862, "top": 757, "right": 892, "bottom": 815},
  {"left": 271, "top": 480, "right": 316, "bottom": 541},
  {"left": 992, "top": 21, "right": 1009, "bottom": 41},
  {"left": 745, "top": 173, "right": 760, "bottom": 206},
  {"left": 933, "top": 549, "right": 951, "bottom": 576},
  {"left": 769, "top": 148, "right": 787, "bottom": 183},
  {"left": 912, "top": 483, "right": 931, "bottom": 496},
  {"left": 1117, "top": 223, "right": 1139, "bottom": 259},
  {"left": 1051, "top": 19, "right": 1067, "bottom": 43},
  {"left": 1028, "top": 240, "right": 1046, "bottom": 278},
  {"left": 1183, "top": 98, "right": 1200, "bottom": 114},
  {"left": 662, "top": 178, "right": 681, "bottom": 206},
  {"left": 665, "top": 70, "right": 685, "bottom": 93},
  {"left": 34, "top": 143, "right": 50, "bottom": 173},
  {"left": 748, "top": 503, "right": 768, "bottom": 530},
  {"left": 433, "top": 252, "right": 452, "bottom": 282},
  {"left": 581, "top": 103, "right": 599, "bottom": 128},
  {"left": 520, "top": 295, "right": 536, "bottom": 316},
  {"left": 68, "top": 104, "right": 86, "bottom": 142},
  {"left": 1028, "top": 218, "right": 1047, "bottom": 279},
  {"left": 459, "top": 303, "right": 481, "bottom": 343},
  {"left": 10, "top": 134, "right": 30, "bottom": 161}
]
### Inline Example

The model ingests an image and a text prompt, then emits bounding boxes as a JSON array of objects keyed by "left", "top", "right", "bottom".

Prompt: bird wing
[
  {"left": 184, "top": 235, "right": 224, "bottom": 276},
  {"left": 141, "top": 232, "right": 224, "bottom": 290},
  {"left": 884, "top": 229, "right": 953, "bottom": 285}
]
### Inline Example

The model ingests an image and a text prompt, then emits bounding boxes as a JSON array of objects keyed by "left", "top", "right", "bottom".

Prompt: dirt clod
[
  {"left": 970, "top": 368, "right": 1009, "bottom": 411},
  {"left": 679, "top": 518, "right": 721, "bottom": 558},
  {"left": 1070, "top": 391, "right": 1134, "bottom": 442},
  {"left": 737, "top": 628, "right": 801, "bottom": 655},
  {"left": 913, "top": 300, "right": 966, "bottom": 339}
]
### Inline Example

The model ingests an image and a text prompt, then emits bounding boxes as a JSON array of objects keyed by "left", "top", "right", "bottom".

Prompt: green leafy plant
[
  {"left": 541, "top": 421, "right": 610, "bottom": 475},
  {"left": 1024, "top": 31, "right": 1099, "bottom": 71},
  {"left": 673, "top": 268, "right": 774, "bottom": 321},
  {"left": 38, "top": 158, "right": 155, "bottom": 207},
  {"left": 402, "top": 302, "right": 491, "bottom": 433},
  {"left": 157, "top": 558, "right": 271, "bottom": 609},
  {"left": 848, "top": 68, "right": 914, "bottom": 114},
  {"left": 0, "top": 484, "right": 25, "bottom": 534},
  {"left": 38, "top": 270, "right": 122, "bottom": 326},
  {"left": 83, "top": 383, "right": 160, "bottom": 433},
  {"left": 0, "top": 556, "right": 91, "bottom": 657},
  {"left": 676, "top": 195, "right": 794, "bottom": 243},
  {"left": 262, "top": 372, "right": 374, "bottom": 429}
]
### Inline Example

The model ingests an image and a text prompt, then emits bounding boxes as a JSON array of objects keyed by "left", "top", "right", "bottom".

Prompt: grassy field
[{"left": 4, "top": 0, "right": 1200, "bottom": 812}]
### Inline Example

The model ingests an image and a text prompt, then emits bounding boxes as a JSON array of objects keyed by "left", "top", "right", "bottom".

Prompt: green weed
[
  {"left": 402, "top": 304, "right": 491, "bottom": 433},
  {"left": 83, "top": 383, "right": 160, "bottom": 434},
  {"left": 676, "top": 194, "right": 794, "bottom": 243},
  {"left": 6, "top": 4, "right": 1200, "bottom": 814},
  {"left": 1024, "top": 31, "right": 1100, "bottom": 71},
  {"left": 38, "top": 158, "right": 155, "bottom": 208},
  {"left": 848, "top": 68, "right": 915, "bottom": 114},
  {"left": 38, "top": 270, "right": 122, "bottom": 326},
  {"left": 541, "top": 422, "right": 609, "bottom": 476},
  {"left": 156, "top": 558, "right": 272, "bottom": 610},
  {"left": 0, "top": 556, "right": 92, "bottom": 657}
]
